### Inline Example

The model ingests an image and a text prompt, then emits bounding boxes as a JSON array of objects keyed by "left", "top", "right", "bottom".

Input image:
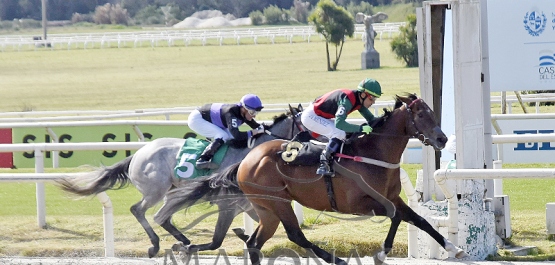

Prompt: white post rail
[
  {"left": 0, "top": 142, "right": 147, "bottom": 257},
  {"left": 0, "top": 172, "right": 115, "bottom": 257},
  {"left": 424, "top": 133, "right": 555, "bottom": 257}
]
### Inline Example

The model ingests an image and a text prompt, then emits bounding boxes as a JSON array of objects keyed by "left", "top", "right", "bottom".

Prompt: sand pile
[{"left": 173, "top": 10, "right": 251, "bottom": 29}]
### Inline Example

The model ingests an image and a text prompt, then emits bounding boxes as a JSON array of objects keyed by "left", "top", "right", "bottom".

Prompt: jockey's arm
[
  {"left": 334, "top": 99, "right": 362, "bottom": 133},
  {"left": 359, "top": 107, "right": 377, "bottom": 125}
]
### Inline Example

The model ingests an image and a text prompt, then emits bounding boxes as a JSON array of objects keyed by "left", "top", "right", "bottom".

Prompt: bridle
[
  {"left": 249, "top": 107, "right": 305, "bottom": 148},
  {"left": 267, "top": 108, "right": 305, "bottom": 140},
  {"left": 405, "top": 98, "right": 431, "bottom": 146}
]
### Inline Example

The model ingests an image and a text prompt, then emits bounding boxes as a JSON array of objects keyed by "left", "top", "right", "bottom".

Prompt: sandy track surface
[{"left": 2, "top": 256, "right": 555, "bottom": 265}]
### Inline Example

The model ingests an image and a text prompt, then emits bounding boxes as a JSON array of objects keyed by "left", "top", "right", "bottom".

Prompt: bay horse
[
  {"left": 56, "top": 105, "right": 304, "bottom": 258},
  {"left": 234, "top": 94, "right": 467, "bottom": 265}
]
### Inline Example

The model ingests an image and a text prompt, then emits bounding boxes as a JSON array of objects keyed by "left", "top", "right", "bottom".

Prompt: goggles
[
  {"left": 245, "top": 107, "right": 260, "bottom": 117},
  {"left": 365, "top": 92, "right": 376, "bottom": 101}
]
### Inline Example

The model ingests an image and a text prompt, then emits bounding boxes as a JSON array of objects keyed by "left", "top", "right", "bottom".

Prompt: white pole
[
  {"left": 243, "top": 213, "right": 254, "bottom": 250},
  {"left": 399, "top": 169, "right": 418, "bottom": 258},
  {"left": 493, "top": 160, "right": 503, "bottom": 196},
  {"left": 96, "top": 192, "right": 114, "bottom": 257},
  {"left": 34, "top": 149, "right": 46, "bottom": 228},
  {"left": 293, "top": 201, "right": 303, "bottom": 226}
]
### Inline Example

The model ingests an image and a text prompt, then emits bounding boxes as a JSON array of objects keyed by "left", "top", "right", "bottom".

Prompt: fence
[
  {"left": 1, "top": 100, "right": 555, "bottom": 257},
  {"left": 0, "top": 23, "right": 405, "bottom": 52}
]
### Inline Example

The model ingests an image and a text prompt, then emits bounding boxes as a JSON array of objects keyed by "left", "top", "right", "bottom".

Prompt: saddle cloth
[
  {"left": 279, "top": 131, "right": 325, "bottom": 166},
  {"left": 174, "top": 138, "right": 229, "bottom": 179}
]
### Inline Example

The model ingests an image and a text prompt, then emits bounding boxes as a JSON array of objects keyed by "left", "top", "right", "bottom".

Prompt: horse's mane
[
  {"left": 371, "top": 93, "right": 418, "bottom": 129},
  {"left": 271, "top": 112, "right": 289, "bottom": 127}
]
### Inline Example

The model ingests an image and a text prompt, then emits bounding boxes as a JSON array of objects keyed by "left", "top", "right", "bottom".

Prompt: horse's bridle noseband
[
  {"left": 405, "top": 99, "right": 431, "bottom": 146},
  {"left": 258, "top": 109, "right": 305, "bottom": 142}
]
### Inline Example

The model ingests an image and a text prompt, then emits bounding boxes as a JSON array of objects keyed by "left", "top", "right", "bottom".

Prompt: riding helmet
[
  {"left": 357, "top": 78, "right": 382, "bottom": 98},
  {"left": 240, "top": 94, "right": 264, "bottom": 111}
]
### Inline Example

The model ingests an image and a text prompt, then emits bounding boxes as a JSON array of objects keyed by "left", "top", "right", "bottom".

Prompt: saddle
[
  {"left": 278, "top": 131, "right": 326, "bottom": 166},
  {"left": 174, "top": 138, "right": 229, "bottom": 179}
]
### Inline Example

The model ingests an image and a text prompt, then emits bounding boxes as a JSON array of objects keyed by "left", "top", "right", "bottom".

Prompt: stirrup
[
  {"left": 196, "top": 157, "right": 218, "bottom": 169},
  {"left": 316, "top": 163, "right": 334, "bottom": 176}
]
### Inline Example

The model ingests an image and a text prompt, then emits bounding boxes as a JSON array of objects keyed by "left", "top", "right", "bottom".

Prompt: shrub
[
  {"left": 263, "top": 5, "right": 284, "bottom": 25},
  {"left": 109, "top": 4, "right": 130, "bottom": 25},
  {"left": 390, "top": 14, "right": 418, "bottom": 67},
  {"left": 134, "top": 5, "right": 163, "bottom": 25},
  {"left": 346, "top": 1, "right": 373, "bottom": 18},
  {"left": 249, "top": 10, "right": 264, "bottom": 25},
  {"left": 93, "top": 3, "right": 130, "bottom": 25},
  {"left": 290, "top": 0, "right": 311, "bottom": 23},
  {"left": 0, "top": 21, "right": 13, "bottom": 30},
  {"left": 71, "top": 13, "right": 94, "bottom": 23},
  {"left": 16, "top": 19, "right": 41, "bottom": 29}
]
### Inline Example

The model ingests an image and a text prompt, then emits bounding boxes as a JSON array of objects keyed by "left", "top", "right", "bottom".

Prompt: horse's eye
[{"left": 418, "top": 113, "right": 424, "bottom": 118}]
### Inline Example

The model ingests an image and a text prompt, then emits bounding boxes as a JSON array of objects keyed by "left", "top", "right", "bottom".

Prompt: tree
[
  {"left": 308, "top": 0, "right": 354, "bottom": 71},
  {"left": 390, "top": 14, "right": 418, "bottom": 67}
]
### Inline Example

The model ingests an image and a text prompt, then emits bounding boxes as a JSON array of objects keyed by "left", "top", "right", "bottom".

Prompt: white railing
[
  {"left": 0, "top": 93, "right": 551, "bottom": 122},
  {"left": 0, "top": 23, "right": 405, "bottom": 52},
  {"left": 2, "top": 133, "right": 552, "bottom": 258},
  {"left": 354, "top": 22, "right": 406, "bottom": 40},
  {"left": 0, "top": 102, "right": 394, "bottom": 122},
  {"left": 0, "top": 141, "right": 149, "bottom": 257}
]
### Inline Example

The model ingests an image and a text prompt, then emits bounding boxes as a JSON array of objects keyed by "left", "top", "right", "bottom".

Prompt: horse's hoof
[
  {"left": 373, "top": 251, "right": 387, "bottom": 265},
  {"left": 232, "top": 227, "right": 249, "bottom": 242},
  {"left": 171, "top": 241, "right": 185, "bottom": 252},
  {"left": 148, "top": 246, "right": 159, "bottom": 258},
  {"left": 336, "top": 259, "right": 348, "bottom": 265},
  {"left": 455, "top": 250, "right": 470, "bottom": 259},
  {"left": 232, "top": 227, "right": 245, "bottom": 235}
]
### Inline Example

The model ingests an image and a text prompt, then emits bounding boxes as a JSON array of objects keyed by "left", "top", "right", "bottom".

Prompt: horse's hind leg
[
  {"left": 233, "top": 207, "right": 258, "bottom": 242},
  {"left": 266, "top": 202, "right": 348, "bottom": 265},
  {"left": 130, "top": 199, "right": 162, "bottom": 258},
  {"left": 397, "top": 200, "right": 468, "bottom": 258},
  {"left": 154, "top": 197, "right": 191, "bottom": 246},
  {"left": 245, "top": 204, "right": 281, "bottom": 265},
  {"left": 186, "top": 200, "right": 244, "bottom": 252},
  {"left": 158, "top": 218, "right": 190, "bottom": 245}
]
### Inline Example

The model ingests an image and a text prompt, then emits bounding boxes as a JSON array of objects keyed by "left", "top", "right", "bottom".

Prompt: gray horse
[{"left": 57, "top": 105, "right": 304, "bottom": 257}]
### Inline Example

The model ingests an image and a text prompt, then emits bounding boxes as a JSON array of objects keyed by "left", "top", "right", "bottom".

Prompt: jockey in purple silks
[{"left": 188, "top": 94, "right": 265, "bottom": 169}]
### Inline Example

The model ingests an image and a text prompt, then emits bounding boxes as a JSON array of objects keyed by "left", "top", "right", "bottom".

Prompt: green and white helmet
[{"left": 357, "top": 78, "right": 382, "bottom": 98}]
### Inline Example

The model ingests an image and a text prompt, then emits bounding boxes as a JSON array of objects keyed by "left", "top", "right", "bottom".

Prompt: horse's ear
[
  {"left": 288, "top": 104, "right": 295, "bottom": 116},
  {"left": 396, "top": 94, "right": 411, "bottom": 105},
  {"left": 297, "top": 103, "right": 303, "bottom": 112}
]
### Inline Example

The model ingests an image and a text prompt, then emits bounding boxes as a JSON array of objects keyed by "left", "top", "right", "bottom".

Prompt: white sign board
[
  {"left": 486, "top": 0, "right": 555, "bottom": 92},
  {"left": 495, "top": 119, "right": 555, "bottom": 163}
]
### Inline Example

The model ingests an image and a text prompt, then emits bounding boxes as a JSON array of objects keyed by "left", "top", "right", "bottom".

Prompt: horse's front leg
[
  {"left": 399, "top": 201, "right": 469, "bottom": 259},
  {"left": 374, "top": 209, "right": 402, "bottom": 265}
]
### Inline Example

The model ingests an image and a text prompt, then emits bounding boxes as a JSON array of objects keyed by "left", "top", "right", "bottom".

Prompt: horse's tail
[
  {"left": 56, "top": 155, "right": 133, "bottom": 196},
  {"left": 154, "top": 162, "right": 242, "bottom": 224}
]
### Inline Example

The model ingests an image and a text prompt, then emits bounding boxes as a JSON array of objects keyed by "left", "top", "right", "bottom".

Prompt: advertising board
[
  {"left": 486, "top": 0, "right": 555, "bottom": 91},
  {"left": 12, "top": 125, "right": 197, "bottom": 168}
]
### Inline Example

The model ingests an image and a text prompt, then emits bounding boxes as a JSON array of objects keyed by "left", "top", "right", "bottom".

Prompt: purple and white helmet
[{"left": 240, "top": 94, "right": 264, "bottom": 111}]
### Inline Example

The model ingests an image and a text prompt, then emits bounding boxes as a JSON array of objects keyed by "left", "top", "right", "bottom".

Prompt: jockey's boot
[
  {"left": 196, "top": 138, "right": 224, "bottom": 169},
  {"left": 316, "top": 138, "right": 342, "bottom": 176}
]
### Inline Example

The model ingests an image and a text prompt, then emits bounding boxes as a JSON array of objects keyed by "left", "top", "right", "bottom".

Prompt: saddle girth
[{"left": 324, "top": 171, "right": 338, "bottom": 212}]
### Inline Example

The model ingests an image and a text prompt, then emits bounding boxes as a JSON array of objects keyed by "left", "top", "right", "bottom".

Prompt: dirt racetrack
[{"left": 1, "top": 256, "right": 555, "bottom": 265}]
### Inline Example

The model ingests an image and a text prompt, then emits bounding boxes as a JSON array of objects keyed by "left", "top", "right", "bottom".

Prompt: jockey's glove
[
  {"left": 361, "top": 125, "right": 373, "bottom": 134},
  {"left": 252, "top": 125, "right": 265, "bottom": 136}
]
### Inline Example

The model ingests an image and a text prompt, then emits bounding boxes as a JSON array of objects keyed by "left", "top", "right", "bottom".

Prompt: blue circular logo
[{"left": 524, "top": 11, "right": 547, "bottom": 37}]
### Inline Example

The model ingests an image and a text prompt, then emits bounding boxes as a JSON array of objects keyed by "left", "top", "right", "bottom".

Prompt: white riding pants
[
  {"left": 301, "top": 103, "right": 346, "bottom": 140},
  {"left": 188, "top": 110, "right": 233, "bottom": 141}
]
